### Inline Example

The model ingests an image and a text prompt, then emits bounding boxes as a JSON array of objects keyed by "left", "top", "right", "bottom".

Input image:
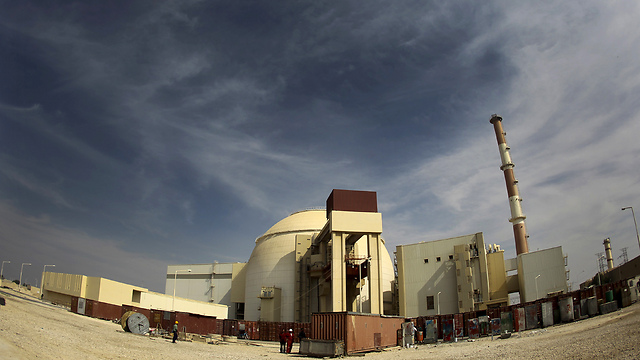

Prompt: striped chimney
[
  {"left": 490, "top": 114, "right": 529, "bottom": 255},
  {"left": 603, "top": 238, "right": 614, "bottom": 270}
]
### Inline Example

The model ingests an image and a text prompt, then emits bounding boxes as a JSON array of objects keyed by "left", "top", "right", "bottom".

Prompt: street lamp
[
  {"left": 535, "top": 274, "right": 541, "bottom": 300},
  {"left": 19, "top": 263, "right": 31, "bottom": 292},
  {"left": 597, "top": 254, "right": 605, "bottom": 285},
  {"left": 1, "top": 261, "right": 10, "bottom": 282},
  {"left": 41, "top": 264, "right": 55, "bottom": 299},
  {"left": 172, "top": 269, "right": 192, "bottom": 311},
  {"left": 436, "top": 292, "right": 442, "bottom": 315},
  {"left": 622, "top": 207, "right": 640, "bottom": 251}
]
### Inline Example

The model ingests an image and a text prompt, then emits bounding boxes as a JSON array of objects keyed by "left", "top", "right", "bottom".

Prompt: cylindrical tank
[{"left": 605, "top": 290, "right": 614, "bottom": 303}]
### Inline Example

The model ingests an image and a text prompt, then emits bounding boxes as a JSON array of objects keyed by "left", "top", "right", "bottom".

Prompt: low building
[{"left": 43, "top": 272, "right": 228, "bottom": 319}]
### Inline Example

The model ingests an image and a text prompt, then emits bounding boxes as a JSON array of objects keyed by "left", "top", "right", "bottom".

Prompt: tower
[{"left": 490, "top": 114, "right": 529, "bottom": 255}]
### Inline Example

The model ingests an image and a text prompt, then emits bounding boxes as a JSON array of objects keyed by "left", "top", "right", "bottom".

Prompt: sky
[{"left": 1, "top": 1, "right": 639, "bottom": 293}]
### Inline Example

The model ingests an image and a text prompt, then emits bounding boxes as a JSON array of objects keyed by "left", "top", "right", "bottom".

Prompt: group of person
[{"left": 279, "top": 328, "right": 306, "bottom": 353}]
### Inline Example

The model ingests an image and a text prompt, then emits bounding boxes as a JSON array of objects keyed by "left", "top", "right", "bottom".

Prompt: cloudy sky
[{"left": 1, "top": 1, "right": 639, "bottom": 293}]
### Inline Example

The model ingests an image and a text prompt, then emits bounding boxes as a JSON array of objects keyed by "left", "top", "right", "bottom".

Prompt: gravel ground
[{"left": 1, "top": 286, "right": 639, "bottom": 359}]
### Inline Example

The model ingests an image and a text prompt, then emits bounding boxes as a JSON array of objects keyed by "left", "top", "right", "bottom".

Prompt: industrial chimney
[
  {"left": 603, "top": 238, "right": 614, "bottom": 270},
  {"left": 490, "top": 114, "right": 529, "bottom": 255}
]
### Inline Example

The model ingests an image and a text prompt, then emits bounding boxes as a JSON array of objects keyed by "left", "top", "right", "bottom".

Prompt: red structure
[{"left": 490, "top": 114, "right": 529, "bottom": 255}]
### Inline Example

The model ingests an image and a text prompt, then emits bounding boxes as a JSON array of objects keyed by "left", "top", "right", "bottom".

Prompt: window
[
  {"left": 132, "top": 290, "right": 141, "bottom": 303},
  {"left": 426, "top": 295, "right": 435, "bottom": 310},
  {"left": 436, "top": 257, "right": 441, "bottom": 262},
  {"left": 449, "top": 255, "right": 454, "bottom": 260},
  {"left": 424, "top": 258, "right": 429, "bottom": 263}
]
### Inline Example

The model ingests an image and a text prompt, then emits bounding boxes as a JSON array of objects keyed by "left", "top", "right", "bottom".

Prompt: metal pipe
[
  {"left": 621, "top": 207, "right": 640, "bottom": 251},
  {"left": 490, "top": 114, "right": 529, "bottom": 255}
]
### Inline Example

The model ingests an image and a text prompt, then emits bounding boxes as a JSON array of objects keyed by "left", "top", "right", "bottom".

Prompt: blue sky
[{"left": 1, "top": 1, "right": 639, "bottom": 293}]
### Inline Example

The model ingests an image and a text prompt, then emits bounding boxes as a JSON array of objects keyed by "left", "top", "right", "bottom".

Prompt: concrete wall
[
  {"left": 42, "top": 272, "right": 86, "bottom": 306},
  {"left": 141, "top": 292, "right": 228, "bottom": 319},
  {"left": 486, "top": 251, "right": 508, "bottom": 301},
  {"left": 518, "top": 246, "right": 568, "bottom": 302},
  {"left": 166, "top": 262, "right": 244, "bottom": 319},
  {"left": 397, "top": 234, "right": 483, "bottom": 317}
]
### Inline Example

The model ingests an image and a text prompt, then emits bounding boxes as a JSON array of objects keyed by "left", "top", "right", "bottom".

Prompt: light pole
[
  {"left": 41, "top": 264, "right": 55, "bottom": 299},
  {"left": 436, "top": 292, "right": 442, "bottom": 315},
  {"left": 597, "top": 254, "right": 605, "bottom": 285},
  {"left": 172, "top": 269, "right": 191, "bottom": 311},
  {"left": 1, "top": 261, "right": 10, "bottom": 282},
  {"left": 535, "top": 274, "right": 541, "bottom": 300},
  {"left": 19, "top": 263, "right": 31, "bottom": 292},
  {"left": 622, "top": 207, "right": 640, "bottom": 251}
]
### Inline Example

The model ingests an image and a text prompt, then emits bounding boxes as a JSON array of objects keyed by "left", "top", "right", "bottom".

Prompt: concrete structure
[
  {"left": 246, "top": 190, "right": 396, "bottom": 322},
  {"left": 396, "top": 233, "right": 509, "bottom": 317},
  {"left": 170, "top": 189, "right": 396, "bottom": 322},
  {"left": 604, "top": 238, "right": 614, "bottom": 270},
  {"left": 490, "top": 114, "right": 529, "bottom": 255},
  {"left": 43, "top": 272, "right": 228, "bottom": 319},
  {"left": 516, "top": 247, "right": 568, "bottom": 302},
  {"left": 396, "top": 234, "right": 568, "bottom": 316},
  {"left": 165, "top": 262, "right": 246, "bottom": 319}
]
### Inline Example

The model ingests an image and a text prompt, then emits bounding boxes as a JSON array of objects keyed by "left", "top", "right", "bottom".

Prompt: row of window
[{"left": 423, "top": 254, "right": 454, "bottom": 263}]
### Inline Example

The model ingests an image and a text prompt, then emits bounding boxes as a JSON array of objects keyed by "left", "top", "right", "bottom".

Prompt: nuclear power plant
[
  {"left": 167, "top": 115, "right": 571, "bottom": 320},
  {"left": 36, "top": 114, "right": 638, "bottom": 355}
]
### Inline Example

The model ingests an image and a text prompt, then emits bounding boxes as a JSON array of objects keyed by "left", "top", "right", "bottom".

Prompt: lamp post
[
  {"left": 436, "top": 291, "right": 442, "bottom": 315},
  {"left": 19, "top": 263, "right": 31, "bottom": 292},
  {"left": 622, "top": 207, "right": 640, "bottom": 251},
  {"left": 40, "top": 264, "right": 55, "bottom": 299},
  {"left": 597, "top": 254, "right": 605, "bottom": 286},
  {"left": 172, "top": 269, "right": 191, "bottom": 311},
  {"left": 535, "top": 274, "right": 541, "bottom": 300},
  {"left": 1, "top": 261, "right": 10, "bottom": 282}
]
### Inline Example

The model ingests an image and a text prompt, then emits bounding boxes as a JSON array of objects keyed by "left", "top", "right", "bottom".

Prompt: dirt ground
[{"left": 1, "top": 286, "right": 639, "bottom": 359}]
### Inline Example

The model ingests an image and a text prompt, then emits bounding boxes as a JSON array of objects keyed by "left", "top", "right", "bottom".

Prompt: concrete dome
[
  {"left": 244, "top": 209, "right": 396, "bottom": 322},
  {"left": 245, "top": 210, "right": 327, "bottom": 322}
]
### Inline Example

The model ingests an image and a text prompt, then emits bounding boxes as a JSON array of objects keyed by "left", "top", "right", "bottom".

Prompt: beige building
[
  {"left": 43, "top": 272, "right": 228, "bottom": 319},
  {"left": 515, "top": 247, "right": 568, "bottom": 302},
  {"left": 170, "top": 190, "right": 396, "bottom": 322},
  {"left": 165, "top": 262, "right": 246, "bottom": 319},
  {"left": 396, "top": 233, "right": 509, "bottom": 317},
  {"left": 396, "top": 233, "right": 568, "bottom": 317}
]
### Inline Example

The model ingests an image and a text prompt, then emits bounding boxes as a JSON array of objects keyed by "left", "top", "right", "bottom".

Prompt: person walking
[
  {"left": 286, "top": 328, "right": 294, "bottom": 353},
  {"left": 172, "top": 321, "right": 179, "bottom": 343},
  {"left": 279, "top": 329, "right": 287, "bottom": 353}
]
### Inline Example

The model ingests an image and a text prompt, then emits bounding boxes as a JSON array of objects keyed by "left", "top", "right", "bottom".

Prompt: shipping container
[{"left": 311, "top": 312, "right": 403, "bottom": 355}]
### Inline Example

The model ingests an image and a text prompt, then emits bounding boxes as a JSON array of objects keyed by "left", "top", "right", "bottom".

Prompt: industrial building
[
  {"left": 168, "top": 189, "right": 396, "bottom": 322},
  {"left": 169, "top": 188, "right": 569, "bottom": 320},
  {"left": 167, "top": 116, "right": 572, "bottom": 321},
  {"left": 42, "top": 271, "right": 228, "bottom": 319},
  {"left": 165, "top": 263, "right": 246, "bottom": 319}
]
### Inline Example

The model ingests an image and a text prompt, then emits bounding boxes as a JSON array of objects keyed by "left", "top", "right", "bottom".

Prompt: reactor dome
[{"left": 244, "top": 209, "right": 396, "bottom": 322}]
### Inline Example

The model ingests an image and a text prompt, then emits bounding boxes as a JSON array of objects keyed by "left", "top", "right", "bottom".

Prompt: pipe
[
  {"left": 490, "top": 114, "right": 529, "bottom": 255},
  {"left": 603, "top": 238, "right": 614, "bottom": 270}
]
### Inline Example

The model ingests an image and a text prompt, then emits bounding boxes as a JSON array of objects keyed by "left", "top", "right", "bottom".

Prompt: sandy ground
[{"left": 1, "top": 287, "right": 639, "bottom": 360}]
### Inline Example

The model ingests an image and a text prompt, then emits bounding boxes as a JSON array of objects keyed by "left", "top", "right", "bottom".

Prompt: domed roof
[{"left": 256, "top": 209, "right": 327, "bottom": 243}]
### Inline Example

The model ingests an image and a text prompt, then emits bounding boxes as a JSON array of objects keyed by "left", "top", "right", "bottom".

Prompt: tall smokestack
[
  {"left": 490, "top": 114, "right": 529, "bottom": 255},
  {"left": 603, "top": 238, "right": 614, "bottom": 270}
]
